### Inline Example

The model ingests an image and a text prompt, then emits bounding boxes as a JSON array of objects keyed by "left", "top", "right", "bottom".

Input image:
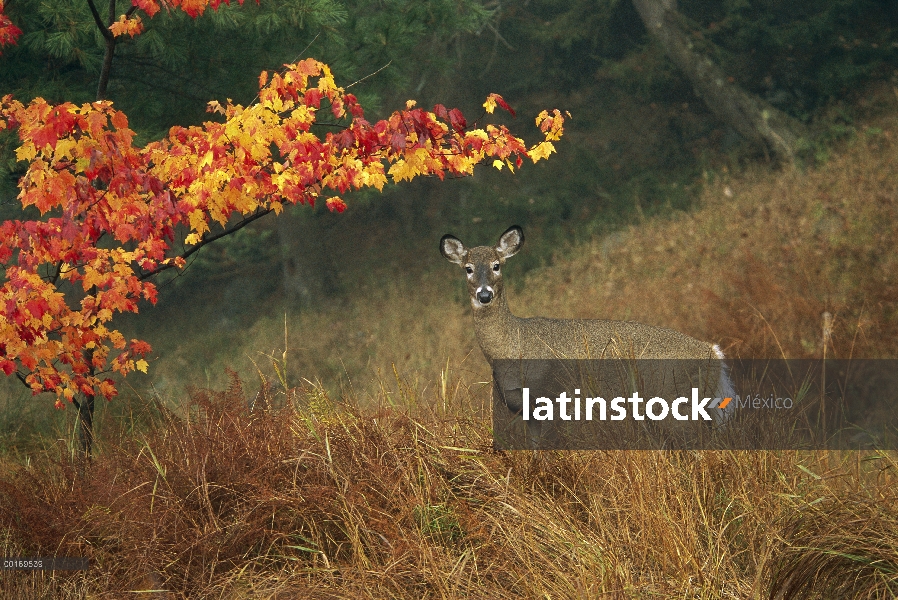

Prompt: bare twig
[{"left": 346, "top": 60, "right": 393, "bottom": 89}]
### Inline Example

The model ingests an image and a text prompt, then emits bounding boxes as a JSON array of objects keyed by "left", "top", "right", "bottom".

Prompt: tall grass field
[{"left": 0, "top": 112, "right": 896, "bottom": 598}]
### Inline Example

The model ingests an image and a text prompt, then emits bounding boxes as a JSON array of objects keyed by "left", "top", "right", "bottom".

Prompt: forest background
[
  {"left": 0, "top": 0, "right": 898, "bottom": 418},
  {"left": 0, "top": 0, "right": 897, "bottom": 597},
  {"left": 2, "top": 0, "right": 896, "bottom": 418}
]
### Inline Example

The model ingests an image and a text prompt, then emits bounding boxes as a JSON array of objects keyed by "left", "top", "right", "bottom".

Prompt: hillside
[{"left": 122, "top": 98, "right": 898, "bottom": 410}]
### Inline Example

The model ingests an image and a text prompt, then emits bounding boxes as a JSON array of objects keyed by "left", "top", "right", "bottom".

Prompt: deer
[{"left": 440, "top": 225, "right": 734, "bottom": 449}]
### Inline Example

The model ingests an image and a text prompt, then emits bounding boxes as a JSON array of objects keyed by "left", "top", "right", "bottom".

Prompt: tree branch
[
  {"left": 86, "top": 0, "right": 114, "bottom": 42},
  {"left": 14, "top": 371, "right": 28, "bottom": 389},
  {"left": 139, "top": 207, "right": 275, "bottom": 281},
  {"left": 94, "top": 0, "right": 118, "bottom": 100}
]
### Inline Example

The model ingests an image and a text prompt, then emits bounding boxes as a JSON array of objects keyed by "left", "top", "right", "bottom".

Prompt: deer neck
[{"left": 472, "top": 294, "right": 523, "bottom": 362}]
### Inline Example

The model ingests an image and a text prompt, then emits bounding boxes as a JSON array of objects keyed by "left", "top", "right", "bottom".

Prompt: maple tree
[
  {"left": 0, "top": 1, "right": 565, "bottom": 457},
  {"left": 0, "top": 2, "right": 21, "bottom": 55}
]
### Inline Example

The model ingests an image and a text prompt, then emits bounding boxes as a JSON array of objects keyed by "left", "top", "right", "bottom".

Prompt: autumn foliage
[
  {"left": 0, "top": 1, "right": 256, "bottom": 51},
  {"left": 0, "top": 2, "right": 21, "bottom": 54},
  {"left": 0, "top": 55, "right": 564, "bottom": 406}
]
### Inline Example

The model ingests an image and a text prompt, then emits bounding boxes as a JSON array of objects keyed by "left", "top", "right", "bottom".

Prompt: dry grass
[
  {"left": 1, "top": 111, "right": 897, "bottom": 598},
  {"left": 0, "top": 373, "right": 896, "bottom": 598}
]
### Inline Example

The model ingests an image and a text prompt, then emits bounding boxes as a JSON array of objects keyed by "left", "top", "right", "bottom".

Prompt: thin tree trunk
[
  {"left": 631, "top": 0, "right": 806, "bottom": 162},
  {"left": 73, "top": 341, "right": 98, "bottom": 463},
  {"left": 97, "top": 36, "right": 116, "bottom": 101},
  {"left": 87, "top": 0, "right": 117, "bottom": 100},
  {"left": 76, "top": 0, "right": 119, "bottom": 461},
  {"left": 76, "top": 393, "right": 95, "bottom": 459}
]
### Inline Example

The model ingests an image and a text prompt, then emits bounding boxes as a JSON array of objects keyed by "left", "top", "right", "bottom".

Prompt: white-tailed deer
[{"left": 440, "top": 225, "right": 733, "bottom": 448}]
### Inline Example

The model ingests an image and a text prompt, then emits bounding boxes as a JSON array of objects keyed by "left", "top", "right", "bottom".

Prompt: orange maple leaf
[{"left": 109, "top": 15, "right": 143, "bottom": 38}]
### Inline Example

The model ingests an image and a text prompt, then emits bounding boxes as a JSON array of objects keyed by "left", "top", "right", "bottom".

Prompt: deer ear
[
  {"left": 496, "top": 225, "right": 524, "bottom": 259},
  {"left": 440, "top": 234, "right": 467, "bottom": 265}
]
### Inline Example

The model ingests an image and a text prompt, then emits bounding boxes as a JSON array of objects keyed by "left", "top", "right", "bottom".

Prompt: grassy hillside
[
  {"left": 0, "top": 101, "right": 896, "bottom": 598},
  {"left": 130, "top": 99, "right": 897, "bottom": 407}
]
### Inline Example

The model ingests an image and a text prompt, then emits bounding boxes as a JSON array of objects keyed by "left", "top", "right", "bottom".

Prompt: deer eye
[
  {"left": 492, "top": 263, "right": 500, "bottom": 272},
  {"left": 465, "top": 265, "right": 474, "bottom": 274}
]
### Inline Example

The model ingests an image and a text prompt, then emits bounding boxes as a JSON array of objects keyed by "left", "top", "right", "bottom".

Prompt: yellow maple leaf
[
  {"left": 109, "top": 15, "right": 143, "bottom": 38},
  {"left": 529, "top": 141, "right": 556, "bottom": 163},
  {"left": 15, "top": 142, "right": 36, "bottom": 162},
  {"left": 187, "top": 209, "right": 208, "bottom": 235},
  {"left": 388, "top": 159, "right": 417, "bottom": 183},
  {"left": 135, "top": 359, "right": 148, "bottom": 374},
  {"left": 108, "top": 330, "right": 125, "bottom": 348},
  {"left": 317, "top": 64, "right": 338, "bottom": 94},
  {"left": 360, "top": 166, "right": 387, "bottom": 191},
  {"left": 52, "top": 138, "right": 77, "bottom": 161},
  {"left": 199, "top": 150, "right": 214, "bottom": 169}
]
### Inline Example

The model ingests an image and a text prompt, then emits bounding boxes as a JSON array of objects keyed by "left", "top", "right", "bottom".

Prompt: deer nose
[{"left": 477, "top": 288, "right": 493, "bottom": 304}]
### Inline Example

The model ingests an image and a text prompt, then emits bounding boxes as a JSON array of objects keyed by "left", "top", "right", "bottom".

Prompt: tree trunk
[
  {"left": 76, "top": 394, "right": 95, "bottom": 460},
  {"left": 87, "top": 0, "right": 118, "bottom": 101},
  {"left": 73, "top": 312, "right": 99, "bottom": 463},
  {"left": 631, "top": 0, "right": 806, "bottom": 162},
  {"left": 68, "top": 0, "right": 119, "bottom": 466}
]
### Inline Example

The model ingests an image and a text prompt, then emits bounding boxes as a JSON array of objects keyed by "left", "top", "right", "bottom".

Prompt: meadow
[{"left": 0, "top": 106, "right": 896, "bottom": 598}]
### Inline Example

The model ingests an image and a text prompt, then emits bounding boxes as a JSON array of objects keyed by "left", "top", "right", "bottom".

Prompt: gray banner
[{"left": 490, "top": 359, "right": 898, "bottom": 450}]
